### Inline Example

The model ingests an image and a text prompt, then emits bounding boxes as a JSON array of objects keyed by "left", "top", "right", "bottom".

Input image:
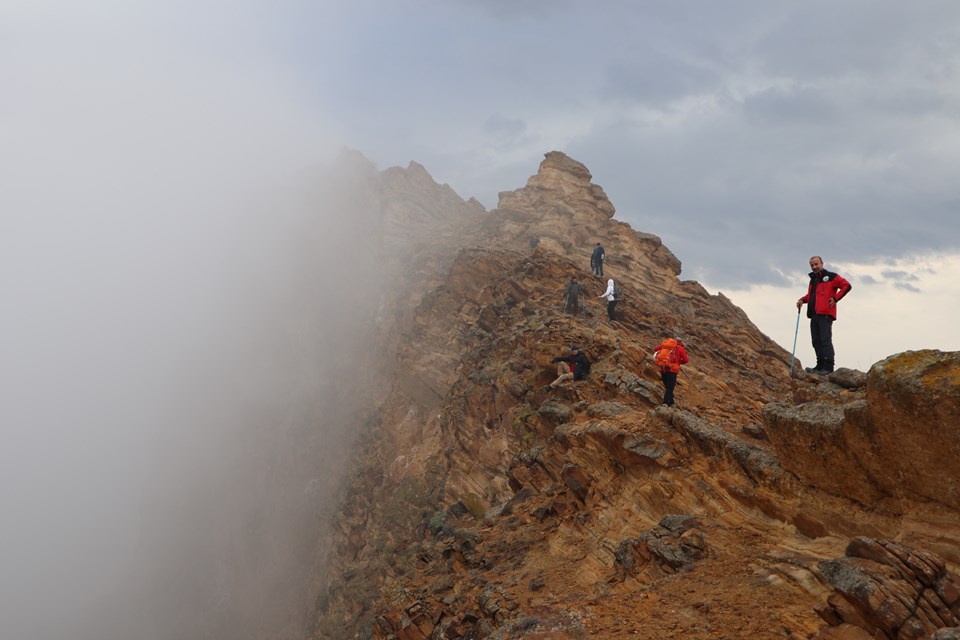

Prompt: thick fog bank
[
  {"left": 1, "top": 163, "right": 388, "bottom": 640},
  {"left": 0, "top": 5, "right": 399, "bottom": 639},
  {"left": 1, "top": 142, "right": 386, "bottom": 640}
]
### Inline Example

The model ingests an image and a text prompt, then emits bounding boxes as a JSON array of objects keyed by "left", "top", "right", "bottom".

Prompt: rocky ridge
[{"left": 309, "top": 152, "right": 960, "bottom": 639}]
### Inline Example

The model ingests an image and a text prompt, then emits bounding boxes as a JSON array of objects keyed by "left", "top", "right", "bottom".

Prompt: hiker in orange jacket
[{"left": 653, "top": 338, "right": 689, "bottom": 407}]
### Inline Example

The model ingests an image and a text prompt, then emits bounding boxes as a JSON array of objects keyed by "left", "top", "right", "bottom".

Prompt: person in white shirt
[{"left": 598, "top": 278, "right": 617, "bottom": 321}]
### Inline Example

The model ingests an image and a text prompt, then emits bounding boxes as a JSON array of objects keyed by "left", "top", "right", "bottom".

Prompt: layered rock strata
[
  {"left": 813, "top": 537, "right": 960, "bottom": 639},
  {"left": 308, "top": 152, "right": 960, "bottom": 640}
]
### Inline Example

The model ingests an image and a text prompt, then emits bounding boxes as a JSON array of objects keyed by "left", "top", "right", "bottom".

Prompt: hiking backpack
[
  {"left": 655, "top": 338, "right": 680, "bottom": 372},
  {"left": 612, "top": 283, "right": 624, "bottom": 301}
]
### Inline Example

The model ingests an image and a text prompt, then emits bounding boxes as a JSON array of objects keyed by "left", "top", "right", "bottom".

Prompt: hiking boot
[
  {"left": 804, "top": 367, "right": 819, "bottom": 374},
  {"left": 814, "top": 369, "right": 829, "bottom": 376}
]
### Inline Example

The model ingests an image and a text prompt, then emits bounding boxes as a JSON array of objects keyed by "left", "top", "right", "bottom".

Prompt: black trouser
[
  {"left": 564, "top": 295, "right": 579, "bottom": 314},
  {"left": 810, "top": 314, "right": 835, "bottom": 370},
  {"left": 661, "top": 371, "right": 677, "bottom": 406},
  {"left": 593, "top": 262, "right": 603, "bottom": 276},
  {"left": 607, "top": 300, "right": 617, "bottom": 320}
]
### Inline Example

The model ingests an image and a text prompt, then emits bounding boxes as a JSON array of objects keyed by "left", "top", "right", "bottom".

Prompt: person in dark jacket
[
  {"left": 796, "top": 256, "right": 852, "bottom": 375},
  {"left": 590, "top": 243, "right": 605, "bottom": 276},
  {"left": 550, "top": 345, "right": 590, "bottom": 387},
  {"left": 563, "top": 279, "right": 583, "bottom": 315}
]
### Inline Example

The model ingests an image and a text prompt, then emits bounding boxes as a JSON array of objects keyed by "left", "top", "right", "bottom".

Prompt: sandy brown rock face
[
  {"left": 308, "top": 152, "right": 960, "bottom": 640},
  {"left": 497, "top": 151, "right": 615, "bottom": 223},
  {"left": 860, "top": 351, "right": 960, "bottom": 510},
  {"left": 762, "top": 350, "right": 960, "bottom": 563}
]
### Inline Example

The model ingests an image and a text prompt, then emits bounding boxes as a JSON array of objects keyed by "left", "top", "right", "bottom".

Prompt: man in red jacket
[{"left": 796, "top": 256, "right": 852, "bottom": 375}]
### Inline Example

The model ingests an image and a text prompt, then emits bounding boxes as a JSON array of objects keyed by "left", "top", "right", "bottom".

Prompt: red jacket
[
  {"left": 801, "top": 269, "right": 851, "bottom": 319},
  {"left": 654, "top": 340, "right": 689, "bottom": 373},
  {"left": 800, "top": 269, "right": 853, "bottom": 320}
]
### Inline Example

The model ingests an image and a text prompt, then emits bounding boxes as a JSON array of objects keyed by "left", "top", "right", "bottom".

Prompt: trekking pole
[
  {"left": 679, "top": 368, "right": 700, "bottom": 393},
  {"left": 789, "top": 308, "right": 801, "bottom": 377}
]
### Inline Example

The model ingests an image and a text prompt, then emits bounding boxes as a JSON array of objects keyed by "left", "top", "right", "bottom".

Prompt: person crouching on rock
[
  {"left": 550, "top": 345, "right": 591, "bottom": 387},
  {"left": 653, "top": 338, "right": 689, "bottom": 406}
]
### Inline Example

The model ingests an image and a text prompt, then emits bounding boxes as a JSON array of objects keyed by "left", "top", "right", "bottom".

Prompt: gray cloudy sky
[
  {"left": 7, "top": 1, "right": 957, "bottom": 287},
  {"left": 302, "top": 0, "right": 960, "bottom": 287},
  {"left": 2, "top": 2, "right": 959, "bottom": 638},
  {"left": 293, "top": 0, "right": 959, "bottom": 366}
]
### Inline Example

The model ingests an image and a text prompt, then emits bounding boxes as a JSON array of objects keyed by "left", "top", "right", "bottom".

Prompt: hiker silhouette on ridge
[
  {"left": 796, "top": 255, "right": 852, "bottom": 375},
  {"left": 590, "top": 242, "right": 605, "bottom": 276},
  {"left": 563, "top": 278, "right": 583, "bottom": 315}
]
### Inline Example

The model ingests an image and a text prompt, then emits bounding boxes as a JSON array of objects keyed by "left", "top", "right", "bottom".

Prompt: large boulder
[
  {"left": 763, "top": 350, "right": 960, "bottom": 511},
  {"left": 856, "top": 350, "right": 960, "bottom": 510}
]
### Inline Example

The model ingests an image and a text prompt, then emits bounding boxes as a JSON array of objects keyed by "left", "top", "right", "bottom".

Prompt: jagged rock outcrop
[
  {"left": 381, "top": 160, "right": 486, "bottom": 247},
  {"left": 496, "top": 150, "right": 616, "bottom": 223},
  {"left": 813, "top": 537, "right": 960, "bottom": 639},
  {"left": 486, "top": 152, "right": 683, "bottom": 282},
  {"left": 308, "top": 151, "right": 960, "bottom": 640}
]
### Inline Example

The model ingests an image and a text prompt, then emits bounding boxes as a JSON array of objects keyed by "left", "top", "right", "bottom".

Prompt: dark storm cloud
[
  {"left": 563, "top": 1, "right": 960, "bottom": 288},
  {"left": 484, "top": 114, "right": 527, "bottom": 138},
  {"left": 602, "top": 52, "right": 722, "bottom": 105},
  {"left": 482, "top": 114, "right": 540, "bottom": 152},
  {"left": 568, "top": 97, "right": 960, "bottom": 290},
  {"left": 453, "top": 0, "right": 576, "bottom": 17},
  {"left": 882, "top": 270, "right": 920, "bottom": 281},
  {"left": 742, "top": 86, "right": 840, "bottom": 124},
  {"left": 895, "top": 282, "right": 922, "bottom": 293},
  {"left": 299, "top": 1, "right": 960, "bottom": 292}
]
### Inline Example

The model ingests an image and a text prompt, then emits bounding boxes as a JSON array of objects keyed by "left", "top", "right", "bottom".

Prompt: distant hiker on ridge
[
  {"left": 550, "top": 345, "right": 591, "bottom": 387},
  {"left": 599, "top": 278, "right": 619, "bottom": 321},
  {"left": 590, "top": 242, "right": 605, "bottom": 277},
  {"left": 563, "top": 278, "right": 583, "bottom": 315},
  {"left": 653, "top": 337, "right": 689, "bottom": 407},
  {"left": 796, "top": 256, "right": 852, "bottom": 375}
]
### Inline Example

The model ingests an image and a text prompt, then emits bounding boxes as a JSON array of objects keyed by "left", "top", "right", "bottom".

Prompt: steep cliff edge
[{"left": 309, "top": 152, "right": 960, "bottom": 639}]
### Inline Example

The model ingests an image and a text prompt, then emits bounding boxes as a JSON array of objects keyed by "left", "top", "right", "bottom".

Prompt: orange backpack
[{"left": 655, "top": 338, "right": 680, "bottom": 372}]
